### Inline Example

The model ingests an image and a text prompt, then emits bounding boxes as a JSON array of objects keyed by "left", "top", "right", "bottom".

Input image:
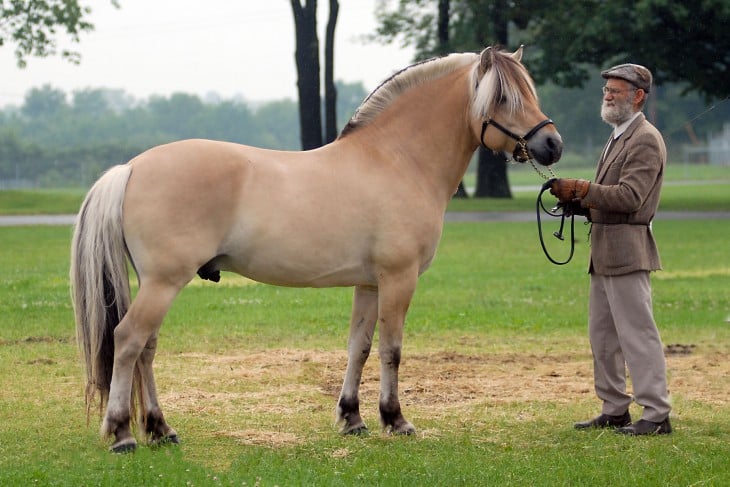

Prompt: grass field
[{"left": 1, "top": 216, "right": 729, "bottom": 485}]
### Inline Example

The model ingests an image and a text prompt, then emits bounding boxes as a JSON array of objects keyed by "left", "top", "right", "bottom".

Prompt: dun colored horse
[{"left": 71, "top": 46, "right": 562, "bottom": 452}]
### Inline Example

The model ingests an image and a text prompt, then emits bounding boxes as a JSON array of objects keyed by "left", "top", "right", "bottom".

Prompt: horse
[{"left": 70, "top": 46, "right": 562, "bottom": 452}]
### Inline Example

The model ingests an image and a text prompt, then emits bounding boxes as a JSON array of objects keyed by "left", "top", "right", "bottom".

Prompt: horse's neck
[{"left": 358, "top": 68, "right": 477, "bottom": 203}]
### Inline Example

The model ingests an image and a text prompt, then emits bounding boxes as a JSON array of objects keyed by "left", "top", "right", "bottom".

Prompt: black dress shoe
[
  {"left": 615, "top": 418, "right": 672, "bottom": 435},
  {"left": 574, "top": 412, "right": 632, "bottom": 429}
]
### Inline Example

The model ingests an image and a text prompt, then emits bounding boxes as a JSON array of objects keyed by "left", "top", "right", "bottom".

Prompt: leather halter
[{"left": 480, "top": 118, "right": 554, "bottom": 162}]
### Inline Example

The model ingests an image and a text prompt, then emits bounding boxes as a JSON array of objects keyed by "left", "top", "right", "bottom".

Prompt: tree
[
  {"left": 21, "top": 85, "right": 68, "bottom": 119},
  {"left": 323, "top": 0, "right": 339, "bottom": 143},
  {"left": 290, "top": 0, "right": 340, "bottom": 149},
  {"left": 291, "top": 0, "right": 323, "bottom": 150},
  {"left": 0, "top": 0, "right": 118, "bottom": 67},
  {"left": 525, "top": 0, "right": 730, "bottom": 101}
]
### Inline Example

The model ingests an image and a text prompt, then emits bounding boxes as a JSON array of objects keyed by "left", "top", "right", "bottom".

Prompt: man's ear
[{"left": 634, "top": 88, "right": 646, "bottom": 106}]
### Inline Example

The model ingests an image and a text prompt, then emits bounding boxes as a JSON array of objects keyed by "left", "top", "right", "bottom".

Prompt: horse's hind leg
[
  {"left": 377, "top": 270, "right": 418, "bottom": 435},
  {"left": 102, "top": 281, "right": 180, "bottom": 452},
  {"left": 138, "top": 333, "right": 179, "bottom": 446},
  {"left": 337, "top": 285, "right": 378, "bottom": 434}
]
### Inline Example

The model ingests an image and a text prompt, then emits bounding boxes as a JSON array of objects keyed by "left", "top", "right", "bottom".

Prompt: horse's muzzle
[{"left": 528, "top": 132, "right": 563, "bottom": 166}]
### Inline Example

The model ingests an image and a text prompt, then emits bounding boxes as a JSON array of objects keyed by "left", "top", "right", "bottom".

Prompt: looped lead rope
[{"left": 536, "top": 179, "right": 575, "bottom": 265}]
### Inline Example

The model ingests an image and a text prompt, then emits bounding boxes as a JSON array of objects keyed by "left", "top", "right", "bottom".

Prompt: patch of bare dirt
[{"left": 156, "top": 345, "right": 730, "bottom": 447}]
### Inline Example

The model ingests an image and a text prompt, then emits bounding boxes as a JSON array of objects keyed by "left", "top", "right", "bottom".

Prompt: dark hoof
[
  {"left": 110, "top": 441, "right": 137, "bottom": 454},
  {"left": 165, "top": 434, "right": 180, "bottom": 444},
  {"left": 388, "top": 427, "right": 416, "bottom": 436},
  {"left": 150, "top": 434, "right": 181, "bottom": 448},
  {"left": 396, "top": 428, "right": 416, "bottom": 436},
  {"left": 344, "top": 426, "right": 369, "bottom": 436}
]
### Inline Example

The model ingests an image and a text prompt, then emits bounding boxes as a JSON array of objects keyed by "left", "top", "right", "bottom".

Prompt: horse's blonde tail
[{"left": 70, "top": 164, "right": 133, "bottom": 420}]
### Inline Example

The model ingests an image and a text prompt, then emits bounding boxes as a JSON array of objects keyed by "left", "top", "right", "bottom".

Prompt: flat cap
[{"left": 601, "top": 63, "right": 652, "bottom": 93}]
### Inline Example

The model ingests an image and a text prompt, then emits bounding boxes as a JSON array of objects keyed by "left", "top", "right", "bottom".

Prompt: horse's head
[{"left": 470, "top": 46, "right": 562, "bottom": 166}]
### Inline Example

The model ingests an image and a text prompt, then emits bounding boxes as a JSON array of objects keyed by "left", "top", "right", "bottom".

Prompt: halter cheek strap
[{"left": 480, "top": 118, "right": 554, "bottom": 162}]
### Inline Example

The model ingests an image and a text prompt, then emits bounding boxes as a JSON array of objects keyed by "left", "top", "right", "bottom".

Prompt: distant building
[{"left": 684, "top": 123, "right": 730, "bottom": 165}]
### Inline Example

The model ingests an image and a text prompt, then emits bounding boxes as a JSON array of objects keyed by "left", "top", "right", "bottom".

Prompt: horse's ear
[
  {"left": 479, "top": 47, "right": 493, "bottom": 75},
  {"left": 512, "top": 45, "right": 524, "bottom": 62}
]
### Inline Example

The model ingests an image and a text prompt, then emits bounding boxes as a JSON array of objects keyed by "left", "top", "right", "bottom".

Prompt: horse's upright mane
[
  {"left": 339, "top": 53, "right": 478, "bottom": 137},
  {"left": 338, "top": 48, "right": 539, "bottom": 138}
]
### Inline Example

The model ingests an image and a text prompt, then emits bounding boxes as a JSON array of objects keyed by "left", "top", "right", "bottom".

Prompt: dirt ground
[{"left": 157, "top": 342, "right": 730, "bottom": 447}]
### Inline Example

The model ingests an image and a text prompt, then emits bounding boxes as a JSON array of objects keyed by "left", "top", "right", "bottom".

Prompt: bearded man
[{"left": 550, "top": 64, "right": 672, "bottom": 435}]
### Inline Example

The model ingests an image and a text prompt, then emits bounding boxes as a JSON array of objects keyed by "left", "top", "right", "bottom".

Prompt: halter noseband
[{"left": 480, "top": 118, "right": 554, "bottom": 162}]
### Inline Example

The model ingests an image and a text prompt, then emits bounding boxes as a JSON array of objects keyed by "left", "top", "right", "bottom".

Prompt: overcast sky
[{"left": 0, "top": 0, "right": 415, "bottom": 107}]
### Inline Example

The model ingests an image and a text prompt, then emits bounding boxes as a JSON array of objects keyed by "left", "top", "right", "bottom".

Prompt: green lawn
[{"left": 1, "top": 220, "right": 728, "bottom": 485}]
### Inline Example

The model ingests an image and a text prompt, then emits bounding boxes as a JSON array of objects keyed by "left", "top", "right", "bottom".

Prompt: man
[{"left": 550, "top": 63, "right": 672, "bottom": 435}]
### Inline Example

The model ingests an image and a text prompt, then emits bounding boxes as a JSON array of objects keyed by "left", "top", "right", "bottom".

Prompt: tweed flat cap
[{"left": 601, "top": 63, "right": 652, "bottom": 92}]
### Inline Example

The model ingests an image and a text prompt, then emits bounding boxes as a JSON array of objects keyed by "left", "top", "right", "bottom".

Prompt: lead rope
[
  {"left": 532, "top": 166, "right": 577, "bottom": 265},
  {"left": 529, "top": 159, "right": 557, "bottom": 181}
]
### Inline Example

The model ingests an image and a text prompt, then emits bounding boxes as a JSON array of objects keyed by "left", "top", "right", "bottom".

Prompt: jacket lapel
[{"left": 595, "top": 113, "right": 645, "bottom": 183}]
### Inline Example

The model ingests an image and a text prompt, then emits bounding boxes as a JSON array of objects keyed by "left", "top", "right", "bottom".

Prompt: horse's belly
[{"left": 223, "top": 248, "right": 374, "bottom": 288}]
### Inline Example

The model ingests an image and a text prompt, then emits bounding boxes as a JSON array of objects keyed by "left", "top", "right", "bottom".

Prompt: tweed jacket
[{"left": 581, "top": 113, "right": 666, "bottom": 276}]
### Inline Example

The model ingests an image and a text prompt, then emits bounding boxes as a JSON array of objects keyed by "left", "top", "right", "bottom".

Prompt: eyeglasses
[{"left": 602, "top": 86, "right": 634, "bottom": 96}]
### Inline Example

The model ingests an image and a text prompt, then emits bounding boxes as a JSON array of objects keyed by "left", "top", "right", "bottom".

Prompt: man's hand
[{"left": 550, "top": 178, "right": 590, "bottom": 202}]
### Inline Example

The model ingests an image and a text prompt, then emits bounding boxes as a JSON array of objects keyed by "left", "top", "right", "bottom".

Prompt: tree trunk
[
  {"left": 324, "top": 0, "right": 339, "bottom": 143},
  {"left": 474, "top": 0, "right": 511, "bottom": 198},
  {"left": 291, "top": 0, "right": 323, "bottom": 150},
  {"left": 437, "top": 0, "right": 450, "bottom": 54},
  {"left": 436, "top": 0, "right": 469, "bottom": 198},
  {"left": 474, "top": 150, "right": 511, "bottom": 198}
]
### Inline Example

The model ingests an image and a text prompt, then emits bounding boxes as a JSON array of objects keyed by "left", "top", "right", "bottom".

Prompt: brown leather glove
[{"left": 550, "top": 178, "right": 590, "bottom": 202}]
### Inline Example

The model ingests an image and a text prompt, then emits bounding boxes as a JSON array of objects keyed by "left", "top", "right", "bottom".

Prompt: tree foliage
[
  {"left": 374, "top": 0, "right": 729, "bottom": 101},
  {"left": 0, "top": 82, "right": 367, "bottom": 188},
  {"left": 0, "top": 0, "right": 117, "bottom": 67},
  {"left": 526, "top": 0, "right": 730, "bottom": 101}
]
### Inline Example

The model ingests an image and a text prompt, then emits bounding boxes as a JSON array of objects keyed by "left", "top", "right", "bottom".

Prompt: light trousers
[{"left": 589, "top": 271, "right": 671, "bottom": 422}]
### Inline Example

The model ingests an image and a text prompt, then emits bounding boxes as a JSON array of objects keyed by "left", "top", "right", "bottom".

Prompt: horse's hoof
[
  {"left": 150, "top": 434, "right": 180, "bottom": 448},
  {"left": 110, "top": 440, "right": 137, "bottom": 454},
  {"left": 390, "top": 423, "right": 416, "bottom": 436},
  {"left": 344, "top": 425, "right": 369, "bottom": 436}
]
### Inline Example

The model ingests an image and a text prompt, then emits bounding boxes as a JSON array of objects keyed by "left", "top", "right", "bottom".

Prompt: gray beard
[{"left": 601, "top": 100, "right": 634, "bottom": 126}]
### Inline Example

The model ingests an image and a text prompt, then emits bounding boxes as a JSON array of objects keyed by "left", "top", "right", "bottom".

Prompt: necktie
[{"left": 602, "top": 136, "right": 619, "bottom": 164}]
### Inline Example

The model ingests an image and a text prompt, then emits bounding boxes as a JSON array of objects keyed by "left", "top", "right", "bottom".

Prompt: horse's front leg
[
  {"left": 377, "top": 270, "right": 418, "bottom": 435},
  {"left": 337, "top": 285, "right": 378, "bottom": 434}
]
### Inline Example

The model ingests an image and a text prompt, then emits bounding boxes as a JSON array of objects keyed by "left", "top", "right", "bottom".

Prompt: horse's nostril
[
  {"left": 545, "top": 136, "right": 563, "bottom": 163},
  {"left": 547, "top": 135, "right": 561, "bottom": 150}
]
